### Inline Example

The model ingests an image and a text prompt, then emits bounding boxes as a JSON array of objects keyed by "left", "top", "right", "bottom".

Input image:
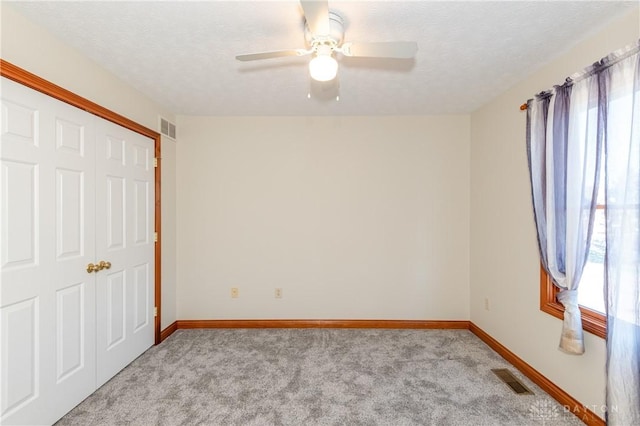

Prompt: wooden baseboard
[
  {"left": 175, "top": 319, "right": 471, "bottom": 329},
  {"left": 160, "top": 321, "right": 178, "bottom": 342},
  {"left": 468, "top": 322, "right": 604, "bottom": 426}
]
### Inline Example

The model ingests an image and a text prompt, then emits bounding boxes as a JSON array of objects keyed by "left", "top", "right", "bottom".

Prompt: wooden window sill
[{"left": 539, "top": 264, "right": 606, "bottom": 339}]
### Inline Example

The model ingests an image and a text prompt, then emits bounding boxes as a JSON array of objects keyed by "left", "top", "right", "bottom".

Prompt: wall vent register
[{"left": 159, "top": 117, "right": 176, "bottom": 140}]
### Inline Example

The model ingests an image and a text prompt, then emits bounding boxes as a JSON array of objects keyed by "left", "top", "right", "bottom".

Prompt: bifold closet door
[
  {"left": 1, "top": 77, "right": 155, "bottom": 425},
  {"left": 94, "top": 119, "right": 155, "bottom": 387},
  {"left": 1, "top": 78, "right": 97, "bottom": 425}
]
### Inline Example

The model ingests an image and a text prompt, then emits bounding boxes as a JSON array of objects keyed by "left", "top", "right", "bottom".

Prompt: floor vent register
[{"left": 491, "top": 368, "right": 534, "bottom": 395}]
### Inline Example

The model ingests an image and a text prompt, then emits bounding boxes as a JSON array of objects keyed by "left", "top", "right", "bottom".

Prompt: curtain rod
[{"left": 518, "top": 39, "right": 640, "bottom": 112}]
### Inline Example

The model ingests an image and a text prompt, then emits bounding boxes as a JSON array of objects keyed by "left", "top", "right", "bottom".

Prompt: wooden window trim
[{"left": 539, "top": 264, "right": 606, "bottom": 339}]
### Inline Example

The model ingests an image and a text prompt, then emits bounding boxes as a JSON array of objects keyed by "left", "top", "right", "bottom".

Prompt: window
[
  {"left": 540, "top": 205, "right": 606, "bottom": 339},
  {"left": 540, "top": 248, "right": 607, "bottom": 340},
  {"left": 578, "top": 204, "right": 605, "bottom": 314},
  {"left": 539, "top": 90, "right": 636, "bottom": 340}
]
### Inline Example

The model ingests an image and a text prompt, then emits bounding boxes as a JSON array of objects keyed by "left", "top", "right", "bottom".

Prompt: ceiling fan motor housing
[{"left": 304, "top": 11, "right": 344, "bottom": 50}]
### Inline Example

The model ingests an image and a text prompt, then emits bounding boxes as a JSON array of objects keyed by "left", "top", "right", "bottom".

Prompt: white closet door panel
[
  {"left": 48, "top": 94, "right": 97, "bottom": 422},
  {"left": 133, "top": 179, "right": 150, "bottom": 246},
  {"left": 1, "top": 93, "right": 40, "bottom": 149},
  {"left": 0, "top": 297, "right": 39, "bottom": 421},
  {"left": 55, "top": 283, "right": 86, "bottom": 381},
  {"left": 1, "top": 78, "right": 55, "bottom": 425},
  {"left": 105, "top": 270, "right": 126, "bottom": 349},
  {"left": 0, "top": 78, "right": 96, "bottom": 425},
  {"left": 106, "top": 176, "right": 126, "bottom": 250},
  {"left": 132, "top": 262, "right": 151, "bottom": 333},
  {"left": 95, "top": 119, "right": 154, "bottom": 387},
  {"left": 56, "top": 168, "right": 85, "bottom": 259},
  {"left": 1, "top": 160, "right": 38, "bottom": 272},
  {"left": 1, "top": 84, "right": 43, "bottom": 284}
]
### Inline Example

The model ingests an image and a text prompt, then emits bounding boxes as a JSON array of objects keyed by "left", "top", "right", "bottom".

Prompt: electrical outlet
[
  {"left": 231, "top": 287, "right": 239, "bottom": 298},
  {"left": 484, "top": 297, "right": 490, "bottom": 311},
  {"left": 275, "top": 288, "right": 283, "bottom": 299}
]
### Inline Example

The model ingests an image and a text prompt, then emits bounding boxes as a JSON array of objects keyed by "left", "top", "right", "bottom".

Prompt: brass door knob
[
  {"left": 87, "top": 263, "right": 100, "bottom": 273},
  {"left": 99, "top": 261, "right": 111, "bottom": 270}
]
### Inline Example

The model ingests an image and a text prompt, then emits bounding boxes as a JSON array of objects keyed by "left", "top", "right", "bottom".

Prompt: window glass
[{"left": 577, "top": 208, "right": 605, "bottom": 313}]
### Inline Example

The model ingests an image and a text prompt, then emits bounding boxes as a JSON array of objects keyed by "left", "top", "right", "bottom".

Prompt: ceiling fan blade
[
  {"left": 341, "top": 41, "right": 418, "bottom": 59},
  {"left": 236, "top": 49, "right": 308, "bottom": 62},
  {"left": 300, "top": 0, "right": 330, "bottom": 35}
]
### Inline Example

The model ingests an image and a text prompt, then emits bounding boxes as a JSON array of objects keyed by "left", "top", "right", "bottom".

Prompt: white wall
[
  {"left": 176, "top": 116, "right": 470, "bottom": 320},
  {"left": 470, "top": 6, "right": 640, "bottom": 414},
  {"left": 1, "top": 3, "right": 178, "bottom": 328}
]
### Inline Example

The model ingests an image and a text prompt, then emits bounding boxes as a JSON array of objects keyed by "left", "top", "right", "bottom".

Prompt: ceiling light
[{"left": 309, "top": 52, "right": 338, "bottom": 82}]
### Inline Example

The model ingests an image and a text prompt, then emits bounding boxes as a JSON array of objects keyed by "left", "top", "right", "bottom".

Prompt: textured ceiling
[{"left": 7, "top": 1, "right": 638, "bottom": 116}]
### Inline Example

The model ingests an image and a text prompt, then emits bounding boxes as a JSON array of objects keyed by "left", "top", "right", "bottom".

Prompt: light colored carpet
[{"left": 56, "top": 329, "right": 583, "bottom": 425}]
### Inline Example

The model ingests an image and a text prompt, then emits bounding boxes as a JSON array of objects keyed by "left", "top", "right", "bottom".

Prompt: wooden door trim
[{"left": 1, "top": 59, "right": 163, "bottom": 345}]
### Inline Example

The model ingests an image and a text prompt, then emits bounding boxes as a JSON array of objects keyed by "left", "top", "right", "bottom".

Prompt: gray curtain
[
  {"left": 527, "top": 79, "right": 601, "bottom": 355},
  {"left": 527, "top": 40, "right": 640, "bottom": 424},
  {"left": 601, "top": 43, "right": 640, "bottom": 426}
]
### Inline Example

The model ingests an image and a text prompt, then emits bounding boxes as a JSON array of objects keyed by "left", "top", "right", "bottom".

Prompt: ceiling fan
[{"left": 235, "top": 0, "right": 418, "bottom": 83}]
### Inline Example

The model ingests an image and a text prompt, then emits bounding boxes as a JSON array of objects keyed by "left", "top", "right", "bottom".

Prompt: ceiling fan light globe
[{"left": 309, "top": 55, "right": 338, "bottom": 82}]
